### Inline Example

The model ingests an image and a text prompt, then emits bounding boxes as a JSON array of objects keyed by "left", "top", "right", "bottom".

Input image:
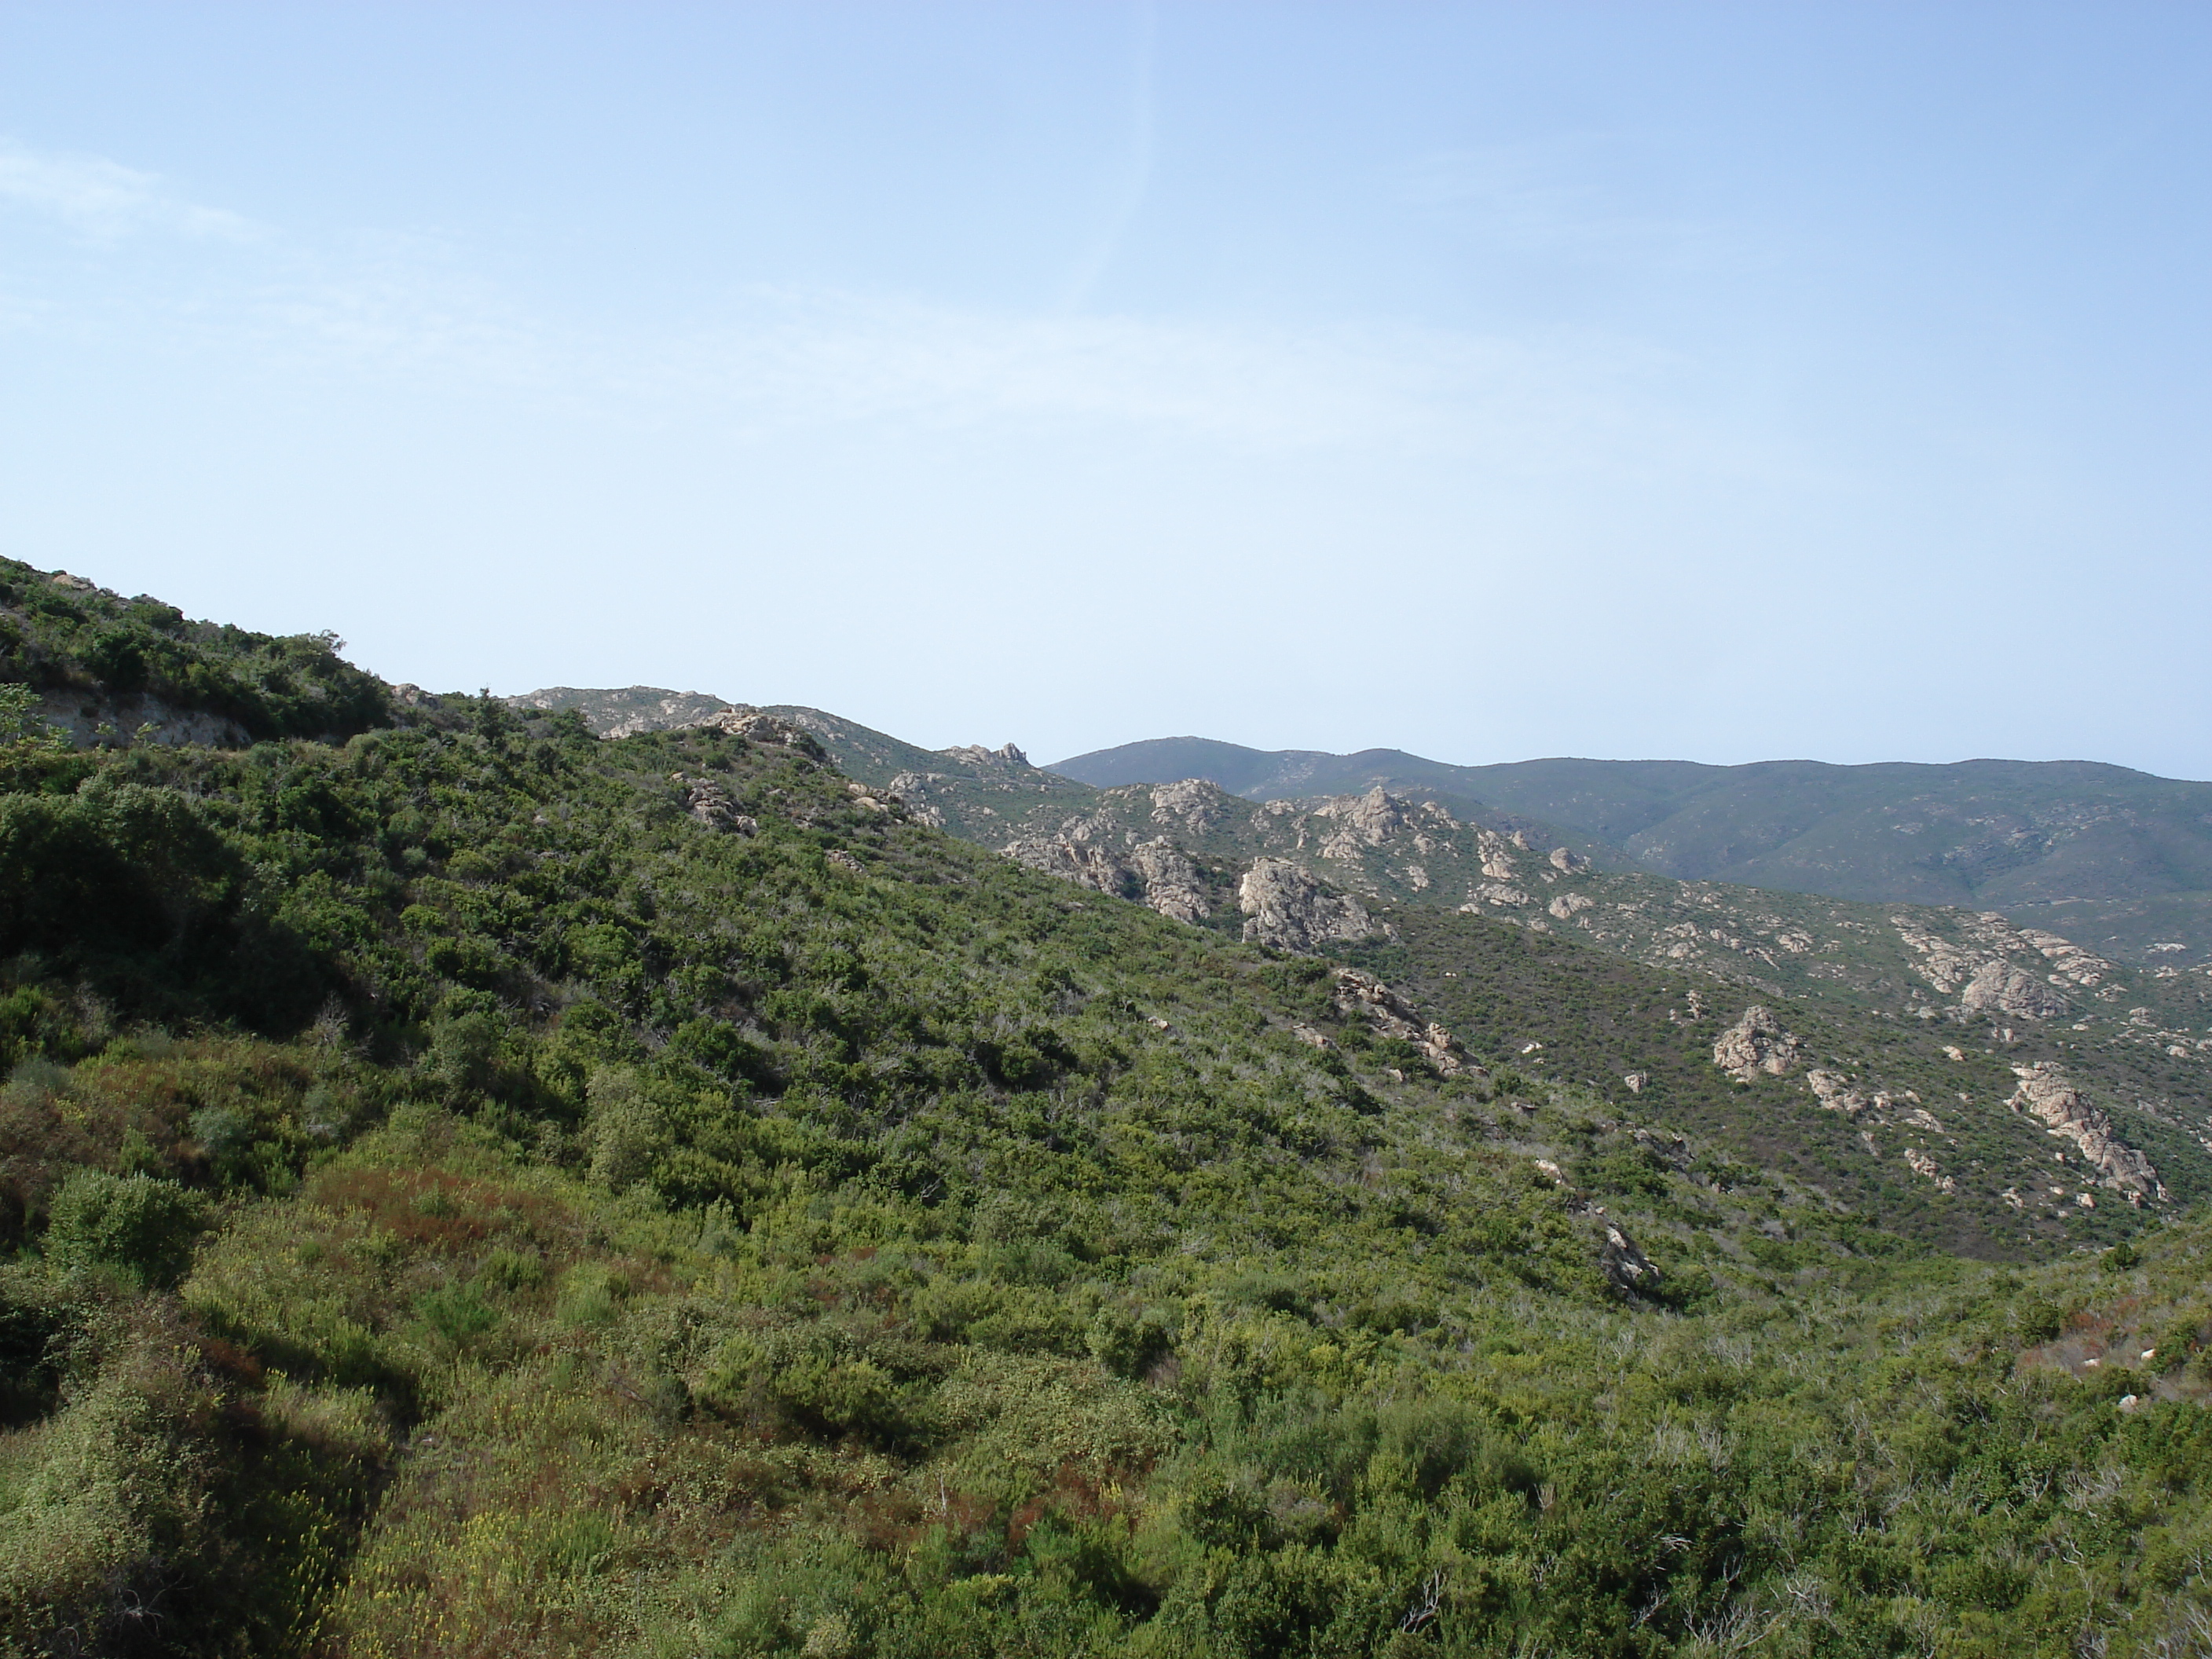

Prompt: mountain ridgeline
[
  {"left": 1050, "top": 737, "right": 2212, "bottom": 965},
  {"left": 2, "top": 574, "right": 2212, "bottom": 1657}
]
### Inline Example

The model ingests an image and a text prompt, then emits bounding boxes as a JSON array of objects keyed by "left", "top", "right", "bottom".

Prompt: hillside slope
[
  {"left": 0, "top": 586, "right": 2209, "bottom": 1651},
  {"left": 509, "top": 691, "right": 2212, "bottom": 1259}
]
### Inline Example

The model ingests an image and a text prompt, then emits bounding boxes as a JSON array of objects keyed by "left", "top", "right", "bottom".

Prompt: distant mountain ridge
[{"left": 1050, "top": 738, "right": 2212, "bottom": 962}]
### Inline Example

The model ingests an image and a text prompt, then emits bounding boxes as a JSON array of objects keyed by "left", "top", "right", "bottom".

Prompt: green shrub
[{"left": 42, "top": 1170, "right": 209, "bottom": 1287}]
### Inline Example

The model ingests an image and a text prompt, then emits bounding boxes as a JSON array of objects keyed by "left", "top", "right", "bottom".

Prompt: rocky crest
[{"left": 2005, "top": 1062, "right": 2166, "bottom": 1205}]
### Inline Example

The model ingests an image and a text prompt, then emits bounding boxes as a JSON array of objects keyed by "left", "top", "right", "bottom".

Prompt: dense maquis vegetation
[{"left": 2, "top": 676, "right": 2211, "bottom": 1656}]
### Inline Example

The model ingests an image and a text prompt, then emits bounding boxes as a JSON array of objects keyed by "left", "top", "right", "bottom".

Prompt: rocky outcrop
[
  {"left": 1004, "top": 816, "right": 1143, "bottom": 903},
  {"left": 1903, "top": 1148, "right": 1957, "bottom": 1193},
  {"left": 1548, "top": 847, "right": 1589, "bottom": 873},
  {"left": 1547, "top": 893, "right": 1594, "bottom": 921},
  {"left": 1238, "top": 859, "right": 1374, "bottom": 953},
  {"left": 1592, "top": 1211, "right": 1661, "bottom": 1298},
  {"left": 1003, "top": 817, "right": 1211, "bottom": 924},
  {"left": 1960, "top": 961, "right": 2070, "bottom": 1020},
  {"left": 2005, "top": 1063, "right": 2165, "bottom": 1204},
  {"left": 1895, "top": 914, "right": 2107, "bottom": 1019},
  {"left": 1128, "top": 839, "right": 1210, "bottom": 923},
  {"left": 940, "top": 742, "right": 1029, "bottom": 768},
  {"left": 676, "top": 775, "right": 757, "bottom": 836},
  {"left": 1475, "top": 831, "right": 1520, "bottom": 880},
  {"left": 884, "top": 772, "right": 948, "bottom": 829},
  {"left": 1313, "top": 786, "right": 1418, "bottom": 862},
  {"left": 1329, "top": 969, "right": 1474, "bottom": 1075},
  {"left": 690, "top": 707, "right": 830, "bottom": 761},
  {"left": 1148, "top": 779, "right": 1226, "bottom": 835},
  {"left": 1462, "top": 884, "right": 1533, "bottom": 909},
  {"left": 1712, "top": 1006, "right": 1804, "bottom": 1082}
]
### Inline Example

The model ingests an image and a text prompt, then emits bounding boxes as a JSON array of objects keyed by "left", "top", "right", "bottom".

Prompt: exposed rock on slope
[
  {"left": 1001, "top": 816, "right": 1212, "bottom": 924},
  {"left": 1593, "top": 1212, "right": 1661, "bottom": 1298},
  {"left": 1961, "top": 961, "right": 2071, "bottom": 1020},
  {"left": 2005, "top": 1062, "right": 2166, "bottom": 1204},
  {"left": 1713, "top": 1007, "right": 1804, "bottom": 1082},
  {"left": 1240, "top": 858, "right": 1375, "bottom": 953},
  {"left": 1330, "top": 969, "right": 1474, "bottom": 1075}
]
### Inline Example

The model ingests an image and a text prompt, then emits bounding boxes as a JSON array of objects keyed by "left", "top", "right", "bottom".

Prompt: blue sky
[{"left": 2, "top": 3, "right": 2207, "bottom": 776}]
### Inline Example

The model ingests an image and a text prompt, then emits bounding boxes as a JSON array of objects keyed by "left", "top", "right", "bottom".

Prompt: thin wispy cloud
[
  {"left": 0, "top": 138, "right": 1801, "bottom": 493},
  {"left": 1390, "top": 137, "right": 1757, "bottom": 272},
  {"left": 0, "top": 141, "right": 257, "bottom": 241}
]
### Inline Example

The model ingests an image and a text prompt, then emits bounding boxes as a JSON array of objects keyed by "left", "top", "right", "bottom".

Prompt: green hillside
[
  {"left": 502, "top": 695, "right": 2212, "bottom": 1260},
  {"left": 2, "top": 592, "right": 2211, "bottom": 1653}
]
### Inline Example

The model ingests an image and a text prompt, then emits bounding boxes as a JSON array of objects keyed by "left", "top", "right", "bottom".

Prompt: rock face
[
  {"left": 2005, "top": 1062, "right": 2165, "bottom": 1204},
  {"left": 1329, "top": 969, "right": 1474, "bottom": 1075},
  {"left": 1002, "top": 816, "right": 1211, "bottom": 925},
  {"left": 1960, "top": 961, "right": 2070, "bottom": 1020},
  {"left": 32, "top": 689, "right": 250, "bottom": 750},
  {"left": 1712, "top": 1006, "right": 1804, "bottom": 1082},
  {"left": 1238, "top": 858, "right": 1374, "bottom": 953},
  {"left": 1128, "top": 839, "right": 1209, "bottom": 924}
]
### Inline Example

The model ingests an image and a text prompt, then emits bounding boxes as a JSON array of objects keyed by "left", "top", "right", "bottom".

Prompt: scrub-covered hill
[
  {"left": 505, "top": 691, "right": 2212, "bottom": 1262},
  {"left": 2, "top": 578, "right": 2210, "bottom": 1654}
]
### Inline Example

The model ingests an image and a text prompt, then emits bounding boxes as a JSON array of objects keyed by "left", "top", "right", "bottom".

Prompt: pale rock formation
[
  {"left": 1961, "top": 961, "right": 2070, "bottom": 1020},
  {"left": 1807, "top": 1070, "right": 1867, "bottom": 1114},
  {"left": 2005, "top": 1063, "right": 2165, "bottom": 1204},
  {"left": 2016, "top": 929, "right": 2109, "bottom": 983},
  {"left": 1903, "top": 1148, "right": 1957, "bottom": 1193},
  {"left": 1329, "top": 968, "right": 1473, "bottom": 1074},
  {"left": 1622, "top": 1072, "right": 1650, "bottom": 1094},
  {"left": 1548, "top": 847, "right": 1589, "bottom": 873},
  {"left": 826, "top": 849, "right": 866, "bottom": 875},
  {"left": 676, "top": 775, "right": 757, "bottom": 836},
  {"left": 1476, "top": 831, "right": 1520, "bottom": 880},
  {"left": 1148, "top": 778, "right": 1226, "bottom": 834},
  {"left": 1463, "top": 884, "right": 1533, "bottom": 908},
  {"left": 1592, "top": 1210, "right": 1661, "bottom": 1298},
  {"left": 1005, "top": 817, "right": 1209, "bottom": 922},
  {"left": 939, "top": 742, "right": 1029, "bottom": 768},
  {"left": 883, "top": 773, "right": 947, "bottom": 829},
  {"left": 691, "top": 708, "right": 830, "bottom": 760},
  {"left": 1238, "top": 858, "right": 1375, "bottom": 953},
  {"left": 1313, "top": 787, "right": 1414, "bottom": 861},
  {"left": 1548, "top": 893, "right": 1595, "bottom": 921},
  {"left": 1713, "top": 1006, "right": 1804, "bottom": 1082},
  {"left": 33, "top": 689, "right": 250, "bottom": 749},
  {"left": 1127, "top": 838, "right": 1210, "bottom": 924}
]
